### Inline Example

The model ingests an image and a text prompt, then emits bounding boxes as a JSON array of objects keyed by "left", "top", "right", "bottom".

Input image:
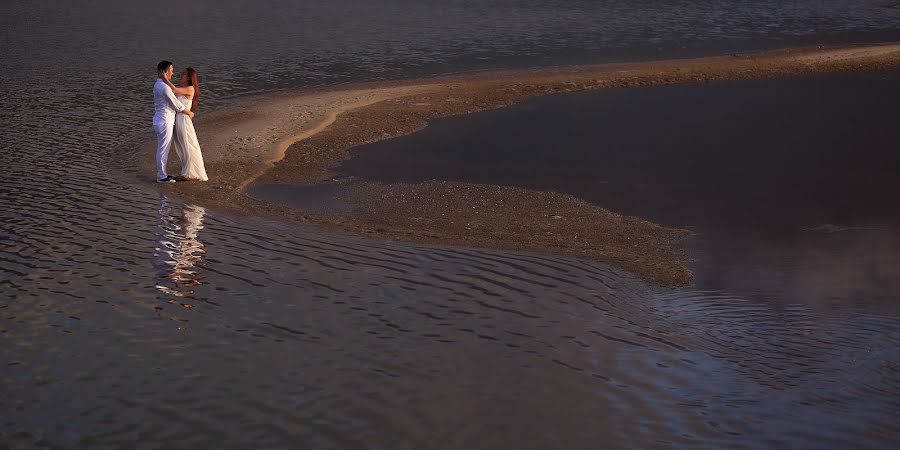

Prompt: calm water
[
  {"left": 340, "top": 71, "right": 900, "bottom": 310},
  {"left": 2, "top": 1, "right": 900, "bottom": 449}
]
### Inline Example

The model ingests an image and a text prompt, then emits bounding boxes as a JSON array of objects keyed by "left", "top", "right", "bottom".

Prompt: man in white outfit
[{"left": 153, "top": 60, "right": 194, "bottom": 183}]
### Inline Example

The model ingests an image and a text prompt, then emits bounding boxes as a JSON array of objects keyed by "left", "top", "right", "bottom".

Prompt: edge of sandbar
[{"left": 147, "top": 43, "right": 900, "bottom": 287}]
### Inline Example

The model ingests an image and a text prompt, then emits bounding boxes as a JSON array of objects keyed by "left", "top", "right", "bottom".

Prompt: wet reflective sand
[
  {"left": 339, "top": 71, "right": 900, "bottom": 309},
  {"left": 7, "top": 201, "right": 899, "bottom": 449},
  {"left": 5, "top": 73, "right": 899, "bottom": 449},
  {"left": 3, "top": 1, "right": 900, "bottom": 448}
]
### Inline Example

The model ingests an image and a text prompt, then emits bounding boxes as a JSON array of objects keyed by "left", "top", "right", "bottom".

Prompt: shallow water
[
  {"left": 341, "top": 71, "right": 900, "bottom": 310},
  {"left": 2, "top": 1, "right": 900, "bottom": 449},
  {"left": 6, "top": 199, "right": 900, "bottom": 449}
]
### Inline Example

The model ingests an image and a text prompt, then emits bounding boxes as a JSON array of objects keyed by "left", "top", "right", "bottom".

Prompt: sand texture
[{"left": 147, "top": 43, "right": 900, "bottom": 286}]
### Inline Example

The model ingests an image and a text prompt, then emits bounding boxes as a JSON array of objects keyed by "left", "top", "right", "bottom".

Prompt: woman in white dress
[{"left": 163, "top": 68, "right": 208, "bottom": 181}]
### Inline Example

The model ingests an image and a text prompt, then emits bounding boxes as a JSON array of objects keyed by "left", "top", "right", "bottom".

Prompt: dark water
[
  {"left": 335, "top": 72, "right": 900, "bottom": 445},
  {"left": 3, "top": 1, "right": 900, "bottom": 449},
  {"left": 340, "top": 71, "right": 900, "bottom": 309}
]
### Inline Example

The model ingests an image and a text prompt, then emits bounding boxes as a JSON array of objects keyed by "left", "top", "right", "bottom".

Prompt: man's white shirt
[{"left": 153, "top": 79, "right": 185, "bottom": 124}]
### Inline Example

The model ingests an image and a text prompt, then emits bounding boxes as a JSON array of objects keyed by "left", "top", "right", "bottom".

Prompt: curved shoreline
[{"left": 147, "top": 43, "right": 900, "bottom": 286}]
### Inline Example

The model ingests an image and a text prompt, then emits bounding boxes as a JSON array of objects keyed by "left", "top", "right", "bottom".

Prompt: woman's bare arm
[{"left": 162, "top": 78, "right": 195, "bottom": 97}]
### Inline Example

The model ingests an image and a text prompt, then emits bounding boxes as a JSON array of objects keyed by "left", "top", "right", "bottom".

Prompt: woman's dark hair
[
  {"left": 157, "top": 60, "right": 173, "bottom": 72},
  {"left": 184, "top": 67, "right": 200, "bottom": 113}
]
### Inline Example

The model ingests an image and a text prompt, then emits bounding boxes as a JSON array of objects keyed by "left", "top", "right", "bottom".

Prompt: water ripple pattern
[
  {"left": 4, "top": 208, "right": 899, "bottom": 448},
  {"left": 1, "top": 1, "right": 899, "bottom": 449}
]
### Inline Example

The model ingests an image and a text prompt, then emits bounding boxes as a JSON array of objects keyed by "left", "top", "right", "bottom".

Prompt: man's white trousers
[{"left": 154, "top": 118, "right": 175, "bottom": 180}]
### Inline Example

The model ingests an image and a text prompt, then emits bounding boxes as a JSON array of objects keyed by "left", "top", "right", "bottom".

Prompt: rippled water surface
[
  {"left": 2, "top": 1, "right": 900, "bottom": 449},
  {"left": 340, "top": 71, "right": 900, "bottom": 310}
]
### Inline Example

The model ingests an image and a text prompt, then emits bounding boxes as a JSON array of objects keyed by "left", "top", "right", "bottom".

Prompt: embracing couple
[{"left": 153, "top": 60, "right": 208, "bottom": 183}]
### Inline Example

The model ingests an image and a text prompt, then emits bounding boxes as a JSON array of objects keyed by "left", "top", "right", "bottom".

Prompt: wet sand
[
  {"left": 146, "top": 44, "right": 900, "bottom": 286},
  {"left": 340, "top": 71, "right": 900, "bottom": 232},
  {"left": 338, "top": 70, "right": 900, "bottom": 312}
]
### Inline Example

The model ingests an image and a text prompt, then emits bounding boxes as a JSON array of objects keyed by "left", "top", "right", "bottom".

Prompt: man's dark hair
[{"left": 157, "top": 60, "right": 173, "bottom": 72}]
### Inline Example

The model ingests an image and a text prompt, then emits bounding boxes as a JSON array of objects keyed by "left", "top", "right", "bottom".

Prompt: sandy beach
[
  {"left": 147, "top": 43, "right": 900, "bottom": 286},
  {"left": 8, "top": 1, "right": 900, "bottom": 446}
]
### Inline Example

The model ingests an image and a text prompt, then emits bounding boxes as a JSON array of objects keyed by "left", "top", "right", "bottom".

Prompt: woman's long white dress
[{"left": 173, "top": 94, "right": 208, "bottom": 181}]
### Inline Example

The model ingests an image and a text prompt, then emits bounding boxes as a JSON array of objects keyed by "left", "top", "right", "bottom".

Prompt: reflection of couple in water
[{"left": 154, "top": 195, "right": 206, "bottom": 300}]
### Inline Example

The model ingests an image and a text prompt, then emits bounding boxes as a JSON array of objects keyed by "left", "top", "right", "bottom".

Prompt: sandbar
[{"left": 145, "top": 43, "right": 900, "bottom": 286}]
